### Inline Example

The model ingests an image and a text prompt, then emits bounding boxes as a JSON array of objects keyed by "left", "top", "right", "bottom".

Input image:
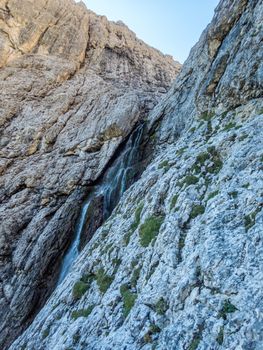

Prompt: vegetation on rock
[
  {"left": 71, "top": 306, "right": 95, "bottom": 320},
  {"left": 190, "top": 205, "right": 205, "bottom": 220},
  {"left": 95, "top": 268, "right": 113, "bottom": 294},
  {"left": 120, "top": 284, "right": 137, "bottom": 318},
  {"left": 218, "top": 300, "right": 238, "bottom": 320},
  {"left": 139, "top": 216, "right": 164, "bottom": 247},
  {"left": 155, "top": 297, "right": 169, "bottom": 315}
]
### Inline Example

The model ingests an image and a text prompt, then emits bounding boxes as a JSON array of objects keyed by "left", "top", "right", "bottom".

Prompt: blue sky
[{"left": 83, "top": 0, "right": 219, "bottom": 63}]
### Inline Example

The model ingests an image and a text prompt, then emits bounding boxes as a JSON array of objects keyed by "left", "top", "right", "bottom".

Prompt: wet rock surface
[{"left": 0, "top": 0, "right": 180, "bottom": 348}]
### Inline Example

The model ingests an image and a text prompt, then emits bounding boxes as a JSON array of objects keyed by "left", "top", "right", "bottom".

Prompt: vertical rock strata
[
  {"left": 0, "top": 0, "right": 181, "bottom": 348},
  {"left": 3, "top": 0, "right": 263, "bottom": 349}
]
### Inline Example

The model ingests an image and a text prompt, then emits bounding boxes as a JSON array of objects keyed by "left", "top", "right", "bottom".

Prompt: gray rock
[
  {"left": 0, "top": 0, "right": 180, "bottom": 348},
  {"left": 4, "top": 0, "right": 263, "bottom": 349}
]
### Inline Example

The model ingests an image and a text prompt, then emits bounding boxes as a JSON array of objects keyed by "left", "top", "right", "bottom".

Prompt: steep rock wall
[
  {"left": 0, "top": 0, "right": 181, "bottom": 348},
  {"left": 9, "top": 0, "right": 263, "bottom": 349}
]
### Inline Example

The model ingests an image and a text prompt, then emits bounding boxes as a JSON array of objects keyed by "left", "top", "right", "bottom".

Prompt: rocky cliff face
[
  {"left": 3, "top": 0, "right": 263, "bottom": 349},
  {"left": 0, "top": 0, "right": 181, "bottom": 348}
]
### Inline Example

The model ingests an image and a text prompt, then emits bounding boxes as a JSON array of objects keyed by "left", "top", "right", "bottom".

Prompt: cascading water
[
  {"left": 102, "top": 123, "right": 144, "bottom": 219},
  {"left": 56, "top": 194, "right": 99, "bottom": 285},
  {"left": 57, "top": 124, "right": 144, "bottom": 285}
]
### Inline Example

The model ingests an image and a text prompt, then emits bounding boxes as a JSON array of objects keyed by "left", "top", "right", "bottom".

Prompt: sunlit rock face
[
  {"left": 0, "top": 0, "right": 181, "bottom": 348},
  {"left": 3, "top": 0, "right": 263, "bottom": 349}
]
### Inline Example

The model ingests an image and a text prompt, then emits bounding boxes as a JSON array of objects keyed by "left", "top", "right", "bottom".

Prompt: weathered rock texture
[
  {"left": 4, "top": 0, "right": 263, "bottom": 349},
  {"left": 8, "top": 0, "right": 263, "bottom": 349},
  {"left": 0, "top": 0, "right": 181, "bottom": 348}
]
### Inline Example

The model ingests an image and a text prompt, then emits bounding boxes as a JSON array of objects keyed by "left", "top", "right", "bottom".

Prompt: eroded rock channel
[{"left": 57, "top": 123, "right": 146, "bottom": 285}]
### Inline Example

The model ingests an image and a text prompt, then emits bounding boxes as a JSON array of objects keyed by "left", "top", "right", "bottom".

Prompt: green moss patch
[
  {"left": 184, "top": 175, "right": 199, "bottom": 186},
  {"left": 220, "top": 111, "right": 228, "bottom": 119},
  {"left": 42, "top": 326, "right": 51, "bottom": 339},
  {"left": 223, "top": 121, "right": 236, "bottom": 131},
  {"left": 239, "top": 134, "right": 248, "bottom": 142},
  {"left": 123, "top": 203, "right": 144, "bottom": 246},
  {"left": 196, "top": 152, "right": 210, "bottom": 165},
  {"left": 130, "top": 203, "right": 144, "bottom": 232},
  {"left": 143, "top": 323, "right": 161, "bottom": 343},
  {"left": 158, "top": 160, "right": 170, "bottom": 171},
  {"left": 71, "top": 305, "right": 95, "bottom": 320},
  {"left": 229, "top": 191, "right": 238, "bottom": 199},
  {"left": 139, "top": 215, "right": 164, "bottom": 247},
  {"left": 192, "top": 152, "right": 210, "bottom": 174},
  {"left": 72, "top": 281, "right": 88, "bottom": 300},
  {"left": 130, "top": 256, "right": 141, "bottom": 269},
  {"left": 176, "top": 147, "right": 188, "bottom": 156},
  {"left": 207, "top": 190, "right": 219, "bottom": 201},
  {"left": 123, "top": 230, "right": 133, "bottom": 246},
  {"left": 190, "top": 205, "right": 205, "bottom": 220},
  {"left": 188, "top": 337, "right": 201, "bottom": 350},
  {"left": 112, "top": 258, "right": 122, "bottom": 274},
  {"left": 170, "top": 194, "right": 179, "bottom": 210},
  {"left": 95, "top": 268, "right": 113, "bottom": 294},
  {"left": 101, "top": 243, "right": 114, "bottom": 255},
  {"left": 244, "top": 207, "right": 261, "bottom": 232},
  {"left": 120, "top": 284, "right": 137, "bottom": 318},
  {"left": 73, "top": 333, "right": 80, "bottom": 345},
  {"left": 178, "top": 175, "right": 199, "bottom": 188},
  {"left": 131, "top": 267, "right": 141, "bottom": 288},
  {"left": 72, "top": 273, "right": 95, "bottom": 300},
  {"left": 192, "top": 147, "right": 223, "bottom": 176},
  {"left": 199, "top": 111, "right": 215, "bottom": 121},
  {"left": 206, "top": 146, "right": 223, "bottom": 174},
  {"left": 207, "top": 158, "right": 223, "bottom": 174},
  {"left": 216, "top": 326, "right": 224, "bottom": 345},
  {"left": 219, "top": 300, "right": 238, "bottom": 320},
  {"left": 188, "top": 324, "right": 204, "bottom": 350},
  {"left": 155, "top": 297, "right": 168, "bottom": 315},
  {"left": 146, "top": 261, "right": 159, "bottom": 281}
]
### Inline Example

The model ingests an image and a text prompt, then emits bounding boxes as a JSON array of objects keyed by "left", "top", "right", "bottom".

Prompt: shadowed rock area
[{"left": 0, "top": 0, "right": 181, "bottom": 348}]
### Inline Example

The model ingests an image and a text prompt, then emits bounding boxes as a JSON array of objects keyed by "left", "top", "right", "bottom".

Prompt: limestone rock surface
[
  {"left": 8, "top": 0, "right": 263, "bottom": 349},
  {"left": 0, "top": 0, "right": 180, "bottom": 348}
]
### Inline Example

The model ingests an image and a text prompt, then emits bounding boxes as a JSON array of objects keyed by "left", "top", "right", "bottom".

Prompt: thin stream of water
[{"left": 56, "top": 124, "right": 144, "bottom": 285}]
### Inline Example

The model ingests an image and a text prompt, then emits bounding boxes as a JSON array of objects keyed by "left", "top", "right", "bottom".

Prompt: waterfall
[
  {"left": 56, "top": 192, "right": 98, "bottom": 285},
  {"left": 56, "top": 124, "right": 144, "bottom": 285},
  {"left": 102, "top": 123, "right": 144, "bottom": 219}
]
